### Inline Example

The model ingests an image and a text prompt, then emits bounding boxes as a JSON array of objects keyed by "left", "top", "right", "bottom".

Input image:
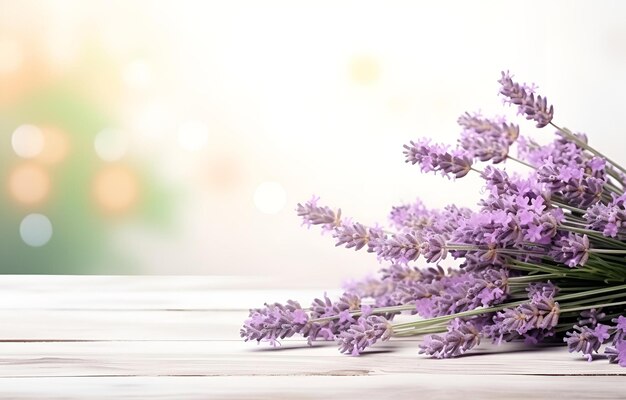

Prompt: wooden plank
[
  {"left": 0, "top": 310, "right": 241, "bottom": 340},
  {"left": 1, "top": 276, "right": 624, "bottom": 399},
  {"left": 0, "top": 276, "right": 341, "bottom": 310},
  {"left": 0, "top": 308, "right": 422, "bottom": 341},
  {"left": 0, "top": 340, "right": 623, "bottom": 378},
  {"left": 0, "top": 375, "right": 624, "bottom": 400}
]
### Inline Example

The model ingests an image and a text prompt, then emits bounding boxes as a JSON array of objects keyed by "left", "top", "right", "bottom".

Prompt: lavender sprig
[
  {"left": 243, "top": 71, "right": 626, "bottom": 368},
  {"left": 498, "top": 71, "right": 554, "bottom": 128}
]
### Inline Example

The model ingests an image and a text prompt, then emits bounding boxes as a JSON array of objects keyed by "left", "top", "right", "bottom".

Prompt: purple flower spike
[
  {"left": 458, "top": 113, "right": 520, "bottom": 145},
  {"left": 487, "top": 290, "right": 560, "bottom": 342},
  {"left": 498, "top": 71, "right": 554, "bottom": 128},
  {"left": 240, "top": 300, "right": 309, "bottom": 346},
  {"left": 419, "top": 319, "right": 482, "bottom": 358},
  {"left": 482, "top": 166, "right": 519, "bottom": 196},
  {"left": 334, "top": 222, "right": 384, "bottom": 252},
  {"left": 458, "top": 113, "right": 519, "bottom": 164},
  {"left": 296, "top": 196, "right": 341, "bottom": 231},
  {"left": 526, "top": 282, "right": 559, "bottom": 303},
  {"left": 422, "top": 234, "right": 448, "bottom": 263},
  {"left": 374, "top": 232, "right": 422, "bottom": 263},
  {"left": 613, "top": 315, "right": 626, "bottom": 339},
  {"left": 537, "top": 159, "right": 605, "bottom": 208},
  {"left": 435, "top": 151, "right": 474, "bottom": 179},
  {"left": 549, "top": 233, "right": 590, "bottom": 268},
  {"left": 578, "top": 309, "right": 606, "bottom": 328},
  {"left": 403, "top": 139, "right": 473, "bottom": 179},
  {"left": 606, "top": 341, "right": 626, "bottom": 367},
  {"left": 564, "top": 324, "right": 611, "bottom": 361},
  {"left": 585, "top": 194, "right": 626, "bottom": 239},
  {"left": 338, "top": 315, "right": 393, "bottom": 356}
]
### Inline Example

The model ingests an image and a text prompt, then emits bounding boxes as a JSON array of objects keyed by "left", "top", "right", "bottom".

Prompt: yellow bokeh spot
[
  {"left": 8, "top": 163, "right": 51, "bottom": 205},
  {"left": 37, "top": 126, "right": 70, "bottom": 165},
  {"left": 349, "top": 55, "right": 380, "bottom": 85},
  {"left": 93, "top": 165, "right": 139, "bottom": 214}
]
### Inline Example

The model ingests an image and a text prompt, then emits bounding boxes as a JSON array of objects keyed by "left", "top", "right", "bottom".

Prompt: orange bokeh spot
[
  {"left": 349, "top": 56, "right": 381, "bottom": 85},
  {"left": 206, "top": 156, "right": 241, "bottom": 192},
  {"left": 37, "top": 126, "right": 70, "bottom": 165},
  {"left": 8, "top": 163, "right": 51, "bottom": 205},
  {"left": 93, "top": 165, "right": 139, "bottom": 214}
]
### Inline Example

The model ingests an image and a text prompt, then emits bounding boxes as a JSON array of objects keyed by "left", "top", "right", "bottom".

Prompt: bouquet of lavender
[{"left": 241, "top": 72, "right": 626, "bottom": 366}]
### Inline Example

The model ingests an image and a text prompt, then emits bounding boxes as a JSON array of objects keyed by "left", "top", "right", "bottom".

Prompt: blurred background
[{"left": 1, "top": 0, "right": 625, "bottom": 285}]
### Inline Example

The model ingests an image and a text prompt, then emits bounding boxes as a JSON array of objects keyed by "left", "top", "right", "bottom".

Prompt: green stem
[
  {"left": 392, "top": 300, "right": 527, "bottom": 331},
  {"left": 551, "top": 200, "right": 586, "bottom": 214},
  {"left": 508, "top": 273, "right": 564, "bottom": 283},
  {"left": 554, "top": 283, "right": 626, "bottom": 301},
  {"left": 588, "top": 249, "right": 626, "bottom": 254},
  {"left": 390, "top": 284, "right": 626, "bottom": 333},
  {"left": 507, "top": 155, "right": 536, "bottom": 169},
  {"left": 561, "top": 300, "right": 626, "bottom": 313},
  {"left": 560, "top": 292, "right": 626, "bottom": 307}
]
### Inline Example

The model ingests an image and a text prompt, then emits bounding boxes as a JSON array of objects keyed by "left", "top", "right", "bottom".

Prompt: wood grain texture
[{"left": 0, "top": 276, "right": 624, "bottom": 399}]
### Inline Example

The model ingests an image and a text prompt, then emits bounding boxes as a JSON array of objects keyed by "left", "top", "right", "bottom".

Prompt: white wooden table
[{"left": 0, "top": 276, "right": 624, "bottom": 399}]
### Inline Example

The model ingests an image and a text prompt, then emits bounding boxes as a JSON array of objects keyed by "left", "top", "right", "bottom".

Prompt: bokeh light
[
  {"left": 94, "top": 128, "right": 129, "bottom": 162},
  {"left": 37, "top": 126, "right": 70, "bottom": 165},
  {"left": 253, "top": 181, "right": 287, "bottom": 214},
  {"left": 0, "top": 1, "right": 623, "bottom": 282},
  {"left": 12, "top": 124, "right": 45, "bottom": 158},
  {"left": 19, "top": 214, "right": 53, "bottom": 247},
  {"left": 93, "top": 165, "right": 139, "bottom": 214},
  {"left": 8, "top": 163, "right": 51, "bottom": 205},
  {"left": 349, "top": 55, "right": 381, "bottom": 85}
]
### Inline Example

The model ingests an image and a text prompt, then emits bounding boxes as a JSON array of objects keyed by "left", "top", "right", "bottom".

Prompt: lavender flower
[
  {"left": 605, "top": 341, "right": 626, "bottom": 367},
  {"left": 342, "top": 274, "right": 395, "bottom": 307},
  {"left": 605, "top": 315, "right": 626, "bottom": 364},
  {"left": 491, "top": 305, "right": 536, "bottom": 336},
  {"left": 389, "top": 199, "right": 437, "bottom": 232},
  {"left": 403, "top": 139, "right": 473, "bottom": 178},
  {"left": 613, "top": 315, "right": 626, "bottom": 342},
  {"left": 305, "top": 292, "right": 366, "bottom": 342},
  {"left": 458, "top": 113, "right": 519, "bottom": 163},
  {"left": 585, "top": 194, "right": 626, "bottom": 239},
  {"left": 549, "top": 233, "right": 590, "bottom": 268},
  {"left": 406, "top": 268, "right": 508, "bottom": 318},
  {"left": 526, "top": 282, "right": 559, "bottom": 303},
  {"left": 422, "top": 234, "right": 449, "bottom": 263},
  {"left": 537, "top": 161, "right": 604, "bottom": 208},
  {"left": 481, "top": 166, "right": 519, "bottom": 196},
  {"left": 296, "top": 196, "right": 340, "bottom": 231},
  {"left": 389, "top": 200, "right": 472, "bottom": 242},
  {"left": 419, "top": 318, "right": 482, "bottom": 358},
  {"left": 458, "top": 113, "right": 520, "bottom": 144},
  {"left": 498, "top": 71, "right": 554, "bottom": 128},
  {"left": 487, "top": 290, "right": 560, "bottom": 343},
  {"left": 578, "top": 309, "right": 606, "bottom": 327},
  {"left": 334, "top": 222, "right": 384, "bottom": 252},
  {"left": 564, "top": 324, "right": 611, "bottom": 361},
  {"left": 562, "top": 176, "right": 605, "bottom": 208},
  {"left": 374, "top": 231, "right": 422, "bottom": 263},
  {"left": 240, "top": 300, "right": 309, "bottom": 346},
  {"left": 338, "top": 315, "right": 393, "bottom": 355}
]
